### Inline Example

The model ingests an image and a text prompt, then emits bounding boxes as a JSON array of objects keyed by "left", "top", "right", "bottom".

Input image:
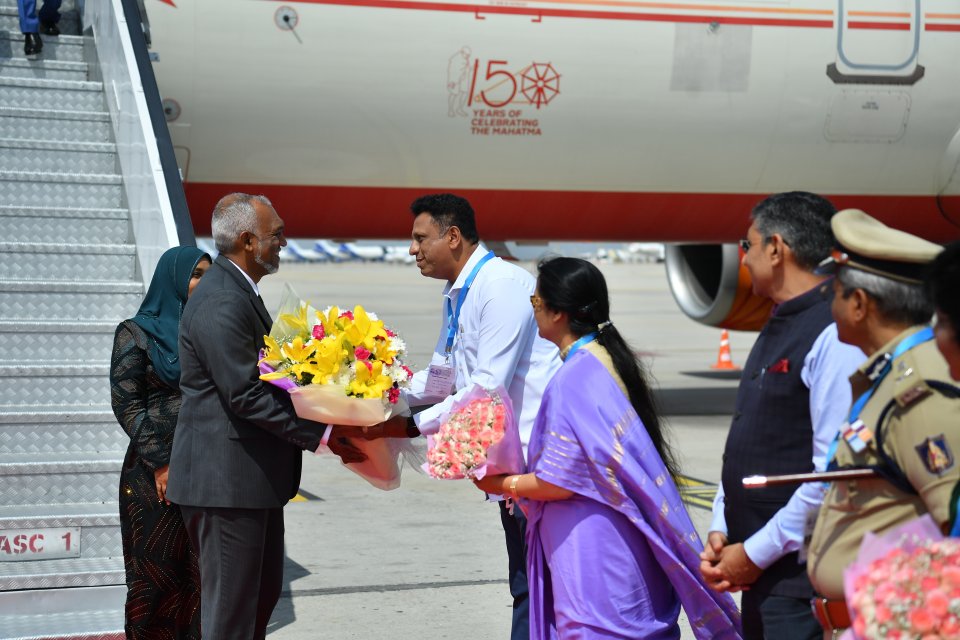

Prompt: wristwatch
[{"left": 405, "top": 416, "right": 420, "bottom": 439}]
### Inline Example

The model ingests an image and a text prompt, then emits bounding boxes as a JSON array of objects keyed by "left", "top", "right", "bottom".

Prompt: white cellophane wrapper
[{"left": 289, "top": 378, "right": 424, "bottom": 491}]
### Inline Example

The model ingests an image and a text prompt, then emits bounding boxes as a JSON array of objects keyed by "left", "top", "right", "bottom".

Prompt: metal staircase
[{"left": 0, "top": 0, "right": 190, "bottom": 636}]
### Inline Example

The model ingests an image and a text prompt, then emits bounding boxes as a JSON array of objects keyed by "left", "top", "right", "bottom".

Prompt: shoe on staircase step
[{"left": 24, "top": 33, "right": 43, "bottom": 58}]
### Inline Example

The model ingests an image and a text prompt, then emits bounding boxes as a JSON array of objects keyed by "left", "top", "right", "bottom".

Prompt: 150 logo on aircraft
[{"left": 447, "top": 47, "right": 561, "bottom": 137}]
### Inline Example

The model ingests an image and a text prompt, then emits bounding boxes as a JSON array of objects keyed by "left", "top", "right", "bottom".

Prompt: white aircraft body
[{"left": 147, "top": 0, "right": 960, "bottom": 327}]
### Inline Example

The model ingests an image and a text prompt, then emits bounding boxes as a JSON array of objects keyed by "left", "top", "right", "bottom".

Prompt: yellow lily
[
  {"left": 372, "top": 339, "right": 398, "bottom": 365},
  {"left": 347, "top": 360, "right": 393, "bottom": 399},
  {"left": 318, "top": 306, "right": 342, "bottom": 339},
  {"left": 275, "top": 336, "right": 315, "bottom": 382},
  {"left": 259, "top": 335, "right": 282, "bottom": 364},
  {"left": 274, "top": 302, "right": 311, "bottom": 340},
  {"left": 343, "top": 305, "right": 388, "bottom": 351},
  {"left": 312, "top": 335, "right": 345, "bottom": 383}
]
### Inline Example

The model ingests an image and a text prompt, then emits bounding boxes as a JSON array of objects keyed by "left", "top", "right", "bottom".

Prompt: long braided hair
[{"left": 537, "top": 257, "right": 679, "bottom": 479}]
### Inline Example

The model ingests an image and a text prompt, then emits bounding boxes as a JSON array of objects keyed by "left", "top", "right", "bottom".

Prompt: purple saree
[{"left": 524, "top": 349, "right": 742, "bottom": 639}]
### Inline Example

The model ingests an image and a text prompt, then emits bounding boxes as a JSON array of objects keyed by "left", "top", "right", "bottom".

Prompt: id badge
[
  {"left": 798, "top": 507, "right": 819, "bottom": 564},
  {"left": 425, "top": 364, "right": 456, "bottom": 397}
]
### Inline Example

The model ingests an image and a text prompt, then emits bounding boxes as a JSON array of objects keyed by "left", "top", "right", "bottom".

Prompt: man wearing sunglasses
[{"left": 700, "top": 192, "right": 865, "bottom": 639}]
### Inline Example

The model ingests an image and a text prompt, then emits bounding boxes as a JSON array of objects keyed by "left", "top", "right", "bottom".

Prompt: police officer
[{"left": 806, "top": 210, "right": 960, "bottom": 637}]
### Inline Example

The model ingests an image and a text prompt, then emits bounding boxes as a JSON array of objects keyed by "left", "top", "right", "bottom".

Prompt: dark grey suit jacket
[{"left": 167, "top": 255, "right": 323, "bottom": 508}]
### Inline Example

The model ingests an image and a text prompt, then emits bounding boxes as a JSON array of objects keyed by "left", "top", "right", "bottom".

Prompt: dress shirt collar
[
  {"left": 225, "top": 257, "right": 261, "bottom": 297},
  {"left": 443, "top": 242, "right": 490, "bottom": 299}
]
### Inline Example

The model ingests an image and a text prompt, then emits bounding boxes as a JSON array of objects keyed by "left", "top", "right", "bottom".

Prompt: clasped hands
[
  {"left": 324, "top": 415, "right": 412, "bottom": 464},
  {"left": 698, "top": 532, "right": 762, "bottom": 593}
]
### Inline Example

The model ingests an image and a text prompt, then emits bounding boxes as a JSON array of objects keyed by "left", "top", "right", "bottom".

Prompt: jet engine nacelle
[{"left": 665, "top": 244, "right": 774, "bottom": 331}]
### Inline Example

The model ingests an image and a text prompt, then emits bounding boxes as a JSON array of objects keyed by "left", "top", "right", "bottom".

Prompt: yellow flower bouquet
[{"left": 258, "top": 285, "right": 420, "bottom": 489}]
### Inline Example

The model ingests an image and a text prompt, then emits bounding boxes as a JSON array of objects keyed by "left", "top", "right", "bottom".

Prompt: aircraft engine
[{"left": 664, "top": 244, "right": 774, "bottom": 331}]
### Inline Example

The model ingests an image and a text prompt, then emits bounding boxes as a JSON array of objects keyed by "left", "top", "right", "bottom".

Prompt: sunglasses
[{"left": 530, "top": 295, "right": 543, "bottom": 312}]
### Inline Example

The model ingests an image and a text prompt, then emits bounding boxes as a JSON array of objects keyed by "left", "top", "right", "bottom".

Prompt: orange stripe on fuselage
[{"left": 847, "top": 10, "right": 910, "bottom": 17}]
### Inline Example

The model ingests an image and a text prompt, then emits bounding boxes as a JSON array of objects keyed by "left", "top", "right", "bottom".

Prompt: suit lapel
[{"left": 214, "top": 255, "right": 273, "bottom": 331}]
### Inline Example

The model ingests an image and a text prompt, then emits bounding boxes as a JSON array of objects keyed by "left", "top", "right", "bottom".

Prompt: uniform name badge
[
  {"left": 425, "top": 363, "right": 456, "bottom": 397},
  {"left": 841, "top": 419, "right": 874, "bottom": 454}
]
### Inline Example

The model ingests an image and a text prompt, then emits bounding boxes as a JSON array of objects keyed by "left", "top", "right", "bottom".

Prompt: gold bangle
[{"left": 509, "top": 475, "right": 521, "bottom": 500}]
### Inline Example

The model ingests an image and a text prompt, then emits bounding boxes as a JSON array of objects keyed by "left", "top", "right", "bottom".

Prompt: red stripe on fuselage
[
  {"left": 183, "top": 183, "right": 960, "bottom": 243},
  {"left": 846, "top": 20, "right": 911, "bottom": 30},
  {"left": 275, "top": 0, "right": 834, "bottom": 27}
]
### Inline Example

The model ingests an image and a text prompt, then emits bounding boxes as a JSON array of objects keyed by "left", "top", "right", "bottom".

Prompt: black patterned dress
[{"left": 110, "top": 320, "right": 201, "bottom": 640}]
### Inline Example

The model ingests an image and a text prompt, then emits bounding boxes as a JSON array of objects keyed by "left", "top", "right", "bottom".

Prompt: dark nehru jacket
[{"left": 721, "top": 285, "right": 834, "bottom": 598}]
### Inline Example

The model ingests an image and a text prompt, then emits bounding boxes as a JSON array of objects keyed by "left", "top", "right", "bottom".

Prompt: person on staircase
[
  {"left": 110, "top": 246, "right": 210, "bottom": 640},
  {"left": 16, "top": 0, "right": 61, "bottom": 57}
]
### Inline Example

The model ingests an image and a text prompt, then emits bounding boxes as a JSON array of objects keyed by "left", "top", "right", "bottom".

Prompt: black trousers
[
  {"left": 741, "top": 590, "right": 822, "bottom": 640},
  {"left": 180, "top": 505, "right": 285, "bottom": 640},
  {"left": 499, "top": 500, "right": 529, "bottom": 640}
]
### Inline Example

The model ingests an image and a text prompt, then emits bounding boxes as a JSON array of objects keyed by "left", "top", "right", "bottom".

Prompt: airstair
[{"left": 0, "top": 0, "right": 192, "bottom": 636}]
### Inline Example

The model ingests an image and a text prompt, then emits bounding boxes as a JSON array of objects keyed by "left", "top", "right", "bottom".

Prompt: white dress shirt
[
  {"left": 709, "top": 323, "right": 865, "bottom": 568},
  {"left": 405, "top": 243, "right": 562, "bottom": 460}
]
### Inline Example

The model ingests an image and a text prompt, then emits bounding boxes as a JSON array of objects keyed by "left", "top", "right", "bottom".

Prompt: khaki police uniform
[
  {"left": 807, "top": 332, "right": 960, "bottom": 600},
  {"left": 803, "top": 208, "right": 956, "bottom": 636}
]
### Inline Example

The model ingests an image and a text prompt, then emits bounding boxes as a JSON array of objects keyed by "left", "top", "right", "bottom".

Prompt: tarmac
[{"left": 258, "top": 259, "right": 755, "bottom": 639}]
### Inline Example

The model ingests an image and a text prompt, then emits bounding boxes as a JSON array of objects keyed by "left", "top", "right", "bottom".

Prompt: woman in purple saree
[{"left": 475, "top": 258, "right": 741, "bottom": 639}]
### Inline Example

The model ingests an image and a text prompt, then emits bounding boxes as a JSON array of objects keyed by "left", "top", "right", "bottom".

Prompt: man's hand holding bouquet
[{"left": 258, "top": 285, "right": 422, "bottom": 490}]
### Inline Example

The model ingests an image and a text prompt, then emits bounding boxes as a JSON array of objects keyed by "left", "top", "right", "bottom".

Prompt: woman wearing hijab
[
  {"left": 475, "top": 257, "right": 741, "bottom": 640},
  {"left": 110, "top": 246, "right": 210, "bottom": 640}
]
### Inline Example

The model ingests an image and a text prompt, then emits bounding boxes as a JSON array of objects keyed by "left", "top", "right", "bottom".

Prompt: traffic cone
[{"left": 711, "top": 330, "right": 740, "bottom": 370}]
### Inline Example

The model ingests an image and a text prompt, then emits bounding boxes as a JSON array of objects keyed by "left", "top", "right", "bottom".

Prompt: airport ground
[{"left": 259, "top": 259, "right": 756, "bottom": 639}]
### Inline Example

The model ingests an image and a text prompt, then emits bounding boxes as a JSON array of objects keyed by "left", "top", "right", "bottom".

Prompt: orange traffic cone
[{"left": 711, "top": 330, "right": 740, "bottom": 370}]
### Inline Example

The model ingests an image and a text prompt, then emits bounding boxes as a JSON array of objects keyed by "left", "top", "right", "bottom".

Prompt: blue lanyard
[
  {"left": 445, "top": 251, "right": 495, "bottom": 354},
  {"left": 826, "top": 326, "right": 935, "bottom": 466},
  {"left": 564, "top": 332, "right": 597, "bottom": 360}
]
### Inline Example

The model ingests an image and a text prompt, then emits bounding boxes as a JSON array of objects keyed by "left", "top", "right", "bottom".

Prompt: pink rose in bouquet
[
  {"left": 426, "top": 385, "right": 523, "bottom": 480},
  {"left": 844, "top": 514, "right": 960, "bottom": 639}
]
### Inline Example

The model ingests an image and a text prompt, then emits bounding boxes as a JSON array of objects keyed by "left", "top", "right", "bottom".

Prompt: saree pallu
[{"left": 525, "top": 349, "right": 741, "bottom": 640}]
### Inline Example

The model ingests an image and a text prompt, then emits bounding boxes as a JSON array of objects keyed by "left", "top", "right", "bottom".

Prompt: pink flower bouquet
[
  {"left": 843, "top": 514, "right": 960, "bottom": 639},
  {"left": 425, "top": 385, "right": 523, "bottom": 480}
]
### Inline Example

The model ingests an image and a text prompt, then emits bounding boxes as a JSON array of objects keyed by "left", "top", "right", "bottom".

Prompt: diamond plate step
[
  {"left": 0, "top": 280, "right": 141, "bottom": 319},
  {"left": 0, "top": 584, "right": 124, "bottom": 640},
  {"left": 0, "top": 503, "right": 122, "bottom": 559},
  {"left": 0, "top": 32, "right": 85, "bottom": 63},
  {"left": 0, "top": 452, "right": 122, "bottom": 506},
  {"left": 0, "top": 138, "right": 117, "bottom": 173},
  {"left": 0, "top": 241, "right": 135, "bottom": 280},
  {"left": 0, "top": 206, "right": 130, "bottom": 244},
  {"left": 0, "top": 585, "right": 124, "bottom": 640},
  {"left": 0, "top": 107, "right": 112, "bottom": 143},
  {"left": 0, "top": 170, "right": 123, "bottom": 208},
  {"left": 0, "top": 556, "right": 124, "bottom": 590},
  {"left": 0, "top": 57, "right": 88, "bottom": 81},
  {"left": 0, "top": 77, "right": 105, "bottom": 111},
  {"left": 0, "top": 321, "right": 117, "bottom": 362},
  {"left": 0, "top": 364, "right": 111, "bottom": 407},
  {"left": 0, "top": 405, "right": 124, "bottom": 455}
]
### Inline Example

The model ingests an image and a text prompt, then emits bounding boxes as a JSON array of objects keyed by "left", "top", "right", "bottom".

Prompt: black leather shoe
[
  {"left": 40, "top": 22, "right": 60, "bottom": 36},
  {"left": 23, "top": 33, "right": 42, "bottom": 57}
]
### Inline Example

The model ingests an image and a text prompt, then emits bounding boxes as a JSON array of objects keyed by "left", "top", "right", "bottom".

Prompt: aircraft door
[{"left": 827, "top": 0, "right": 924, "bottom": 84}]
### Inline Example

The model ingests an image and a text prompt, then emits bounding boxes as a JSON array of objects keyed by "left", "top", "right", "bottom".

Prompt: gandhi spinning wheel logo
[
  {"left": 520, "top": 63, "right": 561, "bottom": 109},
  {"left": 448, "top": 48, "right": 562, "bottom": 115}
]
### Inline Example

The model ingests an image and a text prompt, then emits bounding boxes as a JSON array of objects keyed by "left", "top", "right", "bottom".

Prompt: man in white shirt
[{"left": 370, "top": 193, "right": 561, "bottom": 639}]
